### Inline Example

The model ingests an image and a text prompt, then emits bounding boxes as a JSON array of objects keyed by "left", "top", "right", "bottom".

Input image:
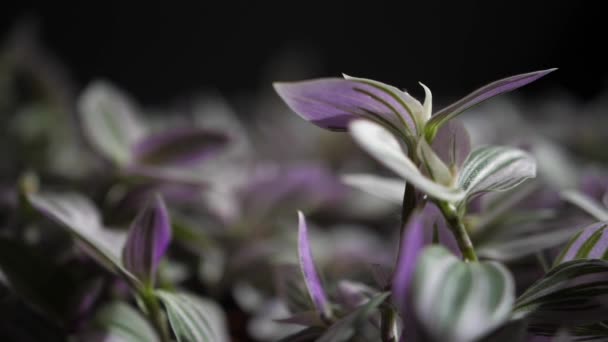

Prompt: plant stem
[
  {"left": 380, "top": 306, "right": 398, "bottom": 342},
  {"left": 437, "top": 201, "right": 478, "bottom": 262},
  {"left": 141, "top": 289, "right": 171, "bottom": 342}
]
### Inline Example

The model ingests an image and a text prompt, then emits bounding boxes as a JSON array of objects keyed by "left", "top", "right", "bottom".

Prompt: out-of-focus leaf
[
  {"left": 27, "top": 192, "right": 137, "bottom": 286},
  {"left": 341, "top": 174, "right": 404, "bottom": 204},
  {"left": 122, "top": 195, "right": 172, "bottom": 286},
  {"left": 276, "top": 327, "right": 324, "bottom": 342},
  {"left": 81, "top": 301, "right": 159, "bottom": 342},
  {"left": 316, "top": 292, "right": 389, "bottom": 342},
  {"left": 156, "top": 290, "right": 229, "bottom": 342},
  {"left": 514, "top": 259, "right": 608, "bottom": 326},
  {"left": 297, "top": 211, "right": 332, "bottom": 321},
  {"left": 458, "top": 145, "right": 536, "bottom": 202},
  {"left": 561, "top": 190, "right": 608, "bottom": 221},
  {"left": 275, "top": 264, "right": 312, "bottom": 314},
  {"left": 477, "top": 228, "right": 575, "bottom": 261},
  {"left": 392, "top": 209, "right": 425, "bottom": 320},
  {"left": 349, "top": 119, "right": 465, "bottom": 202},
  {"left": 78, "top": 81, "right": 146, "bottom": 165},
  {"left": 132, "top": 127, "right": 228, "bottom": 167},
  {"left": 274, "top": 77, "right": 418, "bottom": 134},
  {"left": 425, "top": 69, "right": 556, "bottom": 137},
  {"left": 413, "top": 246, "right": 515, "bottom": 342},
  {"left": 275, "top": 311, "right": 324, "bottom": 327},
  {"left": 553, "top": 221, "right": 608, "bottom": 265}
]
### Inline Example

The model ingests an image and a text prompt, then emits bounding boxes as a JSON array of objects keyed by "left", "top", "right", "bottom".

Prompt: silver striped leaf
[
  {"left": 156, "top": 290, "right": 229, "bottom": 342},
  {"left": 412, "top": 246, "right": 515, "bottom": 342},
  {"left": 553, "top": 221, "right": 608, "bottom": 266},
  {"left": 457, "top": 145, "right": 536, "bottom": 203}
]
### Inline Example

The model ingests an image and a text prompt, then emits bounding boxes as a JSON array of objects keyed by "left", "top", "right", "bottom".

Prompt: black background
[{"left": 2, "top": 1, "right": 606, "bottom": 106}]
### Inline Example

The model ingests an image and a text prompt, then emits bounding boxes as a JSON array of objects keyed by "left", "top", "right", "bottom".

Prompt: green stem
[
  {"left": 141, "top": 289, "right": 171, "bottom": 342},
  {"left": 380, "top": 306, "right": 398, "bottom": 342},
  {"left": 437, "top": 201, "right": 478, "bottom": 262}
]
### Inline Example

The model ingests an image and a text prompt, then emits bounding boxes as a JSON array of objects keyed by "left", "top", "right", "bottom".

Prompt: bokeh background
[{"left": 2, "top": 1, "right": 606, "bottom": 103}]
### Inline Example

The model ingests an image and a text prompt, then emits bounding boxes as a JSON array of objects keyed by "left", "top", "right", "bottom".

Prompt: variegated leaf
[
  {"left": 349, "top": 119, "right": 465, "bottom": 202},
  {"left": 553, "top": 221, "right": 608, "bottom": 266},
  {"left": 156, "top": 290, "right": 229, "bottom": 342},
  {"left": 82, "top": 301, "right": 159, "bottom": 342},
  {"left": 413, "top": 246, "right": 515, "bottom": 342},
  {"left": 514, "top": 259, "right": 608, "bottom": 326},
  {"left": 458, "top": 145, "right": 536, "bottom": 202}
]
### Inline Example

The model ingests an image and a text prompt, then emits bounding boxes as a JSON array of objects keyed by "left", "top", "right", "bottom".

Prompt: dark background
[{"left": 1, "top": 1, "right": 606, "bottom": 106}]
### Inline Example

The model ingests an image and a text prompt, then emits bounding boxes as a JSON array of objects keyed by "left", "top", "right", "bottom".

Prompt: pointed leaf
[
  {"left": 156, "top": 290, "right": 229, "bottom": 342},
  {"left": 349, "top": 119, "right": 465, "bottom": 202},
  {"left": 417, "top": 138, "right": 453, "bottom": 186},
  {"left": 514, "top": 259, "right": 608, "bottom": 326},
  {"left": 297, "top": 211, "right": 332, "bottom": 321},
  {"left": 458, "top": 145, "right": 536, "bottom": 202},
  {"left": 274, "top": 78, "right": 417, "bottom": 134},
  {"left": 316, "top": 292, "right": 390, "bottom": 342},
  {"left": 553, "top": 221, "right": 608, "bottom": 266},
  {"left": 426, "top": 69, "right": 556, "bottom": 135},
  {"left": 392, "top": 209, "right": 426, "bottom": 319},
  {"left": 132, "top": 127, "right": 228, "bottom": 167},
  {"left": 78, "top": 81, "right": 146, "bottom": 165},
  {"left": 413, "top": 246, "right": 515, "bottom": 342},
  {"left": 122, "top": 195, "right": 172, "bottom": 286},
  {"left": 341, "top": 174, "right": 404, "bottom": 204},
  {"left": 27, "top": 192, "right": 137, "bottom": 285},
  {"left": 561, "top": 190, "right": 608, "bottom": 221}
]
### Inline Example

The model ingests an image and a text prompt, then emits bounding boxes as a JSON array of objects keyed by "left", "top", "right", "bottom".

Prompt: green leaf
[
  {"left": 514, "top": 259, "right": 608, "bottom": 326},
  {"left": 156, "top": 290, "right": 229, "bottom": 342},
  {"left": 458, "top": 145, "right": 536, "bottom": 202},
  {"left": 341, "top": 174, "right": 404, "bottom": 204},
  {"left": 413, "top": 246, "right": 515, "bottom": 342},
  {"left": 27, "top": 192, "right": 138, "bottom": 286},
  {"left": 316, "top": 292, "right": 390, "bottom": 342},
  {"left": 85, "top": 301, "right": 159, "bottom": 342},
  {"left": 78, "top": 81, "right": 146, "bottom": 166},
  {"left": 349, "top": 119, "right": 465, "bottom": 202}
]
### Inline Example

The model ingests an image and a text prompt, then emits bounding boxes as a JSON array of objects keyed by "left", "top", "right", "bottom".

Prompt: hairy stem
[
  {"left": 437, "top": 201, "right": 478, "bottom": 262},
  {"left": 141, "top": 289, "right": 170, "bottom": 342}
]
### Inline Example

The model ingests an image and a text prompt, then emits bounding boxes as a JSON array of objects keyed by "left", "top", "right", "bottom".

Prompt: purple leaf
[
  {"left": 122, "top": 194, "right": 172, "bottom": 286},
  {"left": 274, "top": 78, "right": 417, "bottom": 134},
  {"left": 553, "top": 221, "right": 608, "bottom": 265},
  {"left": 132, "top": 127, "right": 229, "bottom": 167},
  {"left": 430, "top": 119, "right": 471, "bottom": 168},
  {"left": 297, "top": 211, "right": 332, "bottom": 321},
  {"left": 426, "top": 69, "right": 556, "bottom": 134},
  {"left": 391, "top": 209, "right": 425, "bottom": 318}
]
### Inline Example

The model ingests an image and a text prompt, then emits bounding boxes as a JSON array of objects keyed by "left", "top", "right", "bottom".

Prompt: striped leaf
[
  {"left": 82, "top": 301, "right": 159, "bottom": 342},
  {"left": 425, "top": 69, "right": 555, "bottom": 138},
  {"left": 78, "top": 81, "right": 146, "bottom": 166},
  {"left": 457, "top": 145, "right": 536, "bottom": 202},
  {"left": 412, "top": 246, "right": 515, "bottom": 342},
  {"left": 297, "top": 212, "right": 332, "bottom": 321},
  {"left": 514, "top": 259, "right": 608, "bottom": 327},
  {"left": 553, "top": 221, "right": 608, "bottom": 266},
  {"left": 341, "top": 174, "right": 404, "bottom": 204},
  {"left": 27, "top": 192, "right": 138, "bottom": 286},
  {"left": 156, "top": 291, "right": 229, "bottom": 342},
  {"left": 349, "top": 119, "right": 465, "bottom": 202},
  {"left": 273, "top": 77, "right": 418, "bottom": 135}
]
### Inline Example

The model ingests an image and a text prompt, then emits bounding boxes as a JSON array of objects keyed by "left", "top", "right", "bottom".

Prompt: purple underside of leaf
[
  {"left": 132, "top": 127, "right": 229, "bottom": 167},
  {"left": 392, "top": 209, "right": 425, "bottom": 318},
  {"left": 431, "top": 119, "right": 471, "bottom": 168},
  {"left": 274, "top": 78, "right": 416, "bottom": 133},
  {"left": 297, "top": 211, "right": 332, "bottom": 320},
  {"left": 429, "top": 68, "right": 556, "bottom": 128},
  {"left": 122, "top": 195, "right": 172, "bottom": 284}
]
